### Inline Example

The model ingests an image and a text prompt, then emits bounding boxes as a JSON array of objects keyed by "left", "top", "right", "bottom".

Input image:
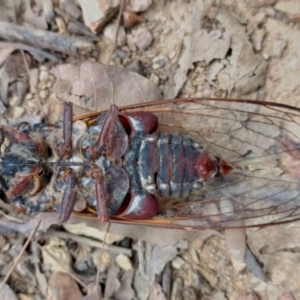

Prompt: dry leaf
[
  {"left": 52, "top": 61, "right": 162, "bottom": 112},
  {"left": 215, "top": 5, "right": 267, "bottom": 95},
  {"left": 48, "top": 272, "right": 82, "bottom": 300}
]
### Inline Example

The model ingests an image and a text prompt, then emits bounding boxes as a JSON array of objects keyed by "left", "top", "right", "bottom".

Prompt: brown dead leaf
[
  {"left": 148, "top": 282, "right": 167, "bottom": 300},
  {"left": 215, "top": 5, "right": 267, "bottom": 95},
  {"left": 140, "top": 240, "right": 188, "bottom": 282},
  {"left": 52, "top": 61, "right": 162, "bottom": 112},
  {"left": 0, "top": 282, "right": 18, "bottom": 300},
  {"left": 190, "top": 30, "right": 230, "bottom": 64},
  {"left": 113, "top": 270, "right": 136, "bottom": 300},
  {"left": 48, "top": 272, "right": 82, "bottom": 300}
]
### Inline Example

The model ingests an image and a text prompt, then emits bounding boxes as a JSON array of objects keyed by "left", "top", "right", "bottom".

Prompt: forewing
[{"left": 120, "top": 98, "right": 300, "bottom": 229}]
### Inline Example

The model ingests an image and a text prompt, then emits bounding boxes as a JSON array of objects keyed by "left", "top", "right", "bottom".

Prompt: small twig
[
  {"left": 106, "top": 0, "right": 124, "bottom": 64},
  {"left": 54, "top": 8, "right": 100, "bottom": 42},
  {"left": 0, "top": 22, "right": 93, "bottom": 55},
  {"left": 0, "top": 218, "right": 41, "bottom": 293},
  {"left": 45, "top": 228, "right": 132, "bottom": 256},
  {"left": 40, "top": 246, "right": 91, "bottom": 292},
  {"left": 96, "top": 222, "right": 111, "bottom": 295}
]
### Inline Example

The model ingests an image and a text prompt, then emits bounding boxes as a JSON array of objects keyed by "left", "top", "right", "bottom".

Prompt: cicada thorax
[{"left": 0, "top": 103, "right": 232, "bottom": 222}]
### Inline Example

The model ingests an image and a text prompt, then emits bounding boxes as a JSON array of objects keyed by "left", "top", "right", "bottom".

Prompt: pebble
[
  {"left": 115, "top": 254, "right": 133, "bottom": 270},
  {"left": 262, "top": 53, "right": 269, "bottom": 60},
  {"left": 149, "top": 73, "right": 159, "bottom": 86},
  {"left": 13, "top": 106, "right": 25, "bottom": 118},
  {"left": 132, "top": 28, "right": 153, "bottom": 51},
  {"left": 25, "top": 93, "right": 33, "bottom": 100},
  {"left": 39, "top": 70, "right": 49, "bottom": 82},
  {"left": 275, "top": 1, "right": 300, "bottom": 16},
  {"left": 271, "top": 40, "right": 287, "bottom": 58},
  {"left": 126, "top": 0, "right": 152, "bottom": 12},
  {"left": 171, "top": 256, "right": 185, "bottom": 269},
  {"left": 253, "top": 12, "right": 266, "bottom": 25},
  {"left": 104, "top": 23, "right": 126, "bottom": 46},
  {"left": 126, "top": 34, "right": 137, "bottom": 52},
  {"left": 152, "top": 57, "right": 166, "bottom": 69},
  {"left": 46, "top": 74, "right": 55, "bottom": 88},
  {"left": 169, "top": 50, "right": 177, "bottom": 60},
  {"left": 39, "top": 89, "right": 49, "bottom": 100}
]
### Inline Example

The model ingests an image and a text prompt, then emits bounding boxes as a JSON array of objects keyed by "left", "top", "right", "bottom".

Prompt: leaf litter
[{"left": 0, "top": 0, "right": 300, "bottom": 299}]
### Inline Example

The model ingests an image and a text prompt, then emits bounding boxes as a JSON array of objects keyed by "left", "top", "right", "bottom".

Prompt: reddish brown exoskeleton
[{"left": 1, "top": 98, "right": 300, "bottom": 230}]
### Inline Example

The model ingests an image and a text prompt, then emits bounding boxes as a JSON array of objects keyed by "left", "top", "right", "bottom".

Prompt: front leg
[
  {"left": 86, "top": 105, "right": 119, "bottom": 159},
  {"left": 56, "top": 102, "right": 73, "bottom": 166},
  {"left": 58, "top": 168, "right": 78, "bottom": 222}
]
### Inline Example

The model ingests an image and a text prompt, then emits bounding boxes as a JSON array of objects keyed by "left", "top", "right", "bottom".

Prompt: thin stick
[
  {"left": 95, "top": 222, "right": 111, "bottom": 295},
  {"left": 45, "top": 228, "right": 132, "bottom": 256},
  {"left": 106, "top": 0, "right": 124, "bottom": 64},
  {"left": 0, "top": 218, "right": 41, "bottom": 293}
]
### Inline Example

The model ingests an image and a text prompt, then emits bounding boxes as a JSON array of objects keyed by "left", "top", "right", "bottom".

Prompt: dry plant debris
[{"left": 0, "top": 0, "right": 300, "bottom": 299}]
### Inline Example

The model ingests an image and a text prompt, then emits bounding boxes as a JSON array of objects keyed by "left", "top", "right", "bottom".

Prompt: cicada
[{"left": 1, "top": 98, "right": 300, "bottom": 230}]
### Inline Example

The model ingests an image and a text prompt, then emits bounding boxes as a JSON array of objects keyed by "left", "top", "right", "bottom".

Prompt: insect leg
[
  {"left": 58, "top": 168, "right": 77, "bottom": 222},
  {"left": 6, "top": 166, "right": 45, "bottom": 199},
  {"left": 56, "top": 102, "right": 73, "bottom": 166},
  {"left": 0, "top": 127, "right": 4, "bottom": 150},
  {"left": 87, "top": 105, "right": 119, "bottom": 159},
  {"left": 0, "top": 125, "right": 47, "bottom": 156},
  {"left": 88, "top": 166, "right": 109, "bottom": 222}
]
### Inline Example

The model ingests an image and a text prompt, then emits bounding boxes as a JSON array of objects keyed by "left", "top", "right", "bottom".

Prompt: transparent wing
[{"left": 113, "top": 98, "right": 300, "bottom": 229}]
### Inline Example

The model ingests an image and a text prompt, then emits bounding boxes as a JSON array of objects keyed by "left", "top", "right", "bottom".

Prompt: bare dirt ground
[{"left": 0, "top": 0, "right": 300, "bottom": 299}]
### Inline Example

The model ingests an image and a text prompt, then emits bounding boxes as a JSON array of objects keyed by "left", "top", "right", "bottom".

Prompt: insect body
[
  {"left": 0, "top": 101, "right": 231, "bottom": 223},
  {"left": 1, "top": 98, "right": 300, "bottom": 230}
]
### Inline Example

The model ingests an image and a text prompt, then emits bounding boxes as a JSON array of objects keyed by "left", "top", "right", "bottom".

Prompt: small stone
[
  {"left": 2, "top": 243, "right": 10, "bottom": 252},
  {"left": 115, "top": 254, "right": 133, "bottom": 270},
  {"left": 55, "top": 16, "right": 67, "bottom": 33},
  {"left": 262, "top": 53, "right": 269, "bottom": 60},
  {"left": 126, "top": 34, "right": 137, "bottom": 52},
  {"left": 171, "top": 256, "right": 185, "bottom": 269},
  {"left": 152, "top": 63, "right": 161, "bottom": 70},
  {"left": 149, "top": 73, "right": 159, "bottom": 86},
  {"left": 247, "top": 0, "right": 276, "bottom": 8},
  {"left": 42, "top": 104, "right": 49, "bottom": 116},
  {"left": 17, "top": 294, "right": 34, "bottom": 300},
  {"left": 25, "top": 93, "right": 33, "bottom": 100},
  {"left": 132, "top": 28, "right": 153, "bottom": 51},
  {"left": 13, "top": 106, "right": 25, "bottom": 118},
  {"left": 169, "top": 50, "right": 176, "bottom": 59},
  {"left": 271, "top": 40, "right": 287, "bottom": 58},
  {"left": 46, "top": 74, "right": 55, "bottom": 88},
  {"left": 39, "top": 89, "right": 49, "bottom": 100},
  {"left": 126, "top": 0, "right": 152, "bottom": 12},
  {"left": 39, "top": 70, "right": 49, "bottom": 82},
  {"left": 104, "top": 23, "right": 126, "bottom": 46},
  {"left": 152, "top": 57, "right": 166, "bottom": 69},
  {"left": 265, "top": 6, "right": 276, "bottom": 17},
  {"left": 253, "top": 12, "right": 266, "bottom": 25},
  {"left": 78, "top": 0, "right": 120, "bottom": 33},
  {"left": 275, "top": 1, "right": 300, "bottom": 17},
  {"left": 92, "top": 249, "right": 112, "bottom": 272}
]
